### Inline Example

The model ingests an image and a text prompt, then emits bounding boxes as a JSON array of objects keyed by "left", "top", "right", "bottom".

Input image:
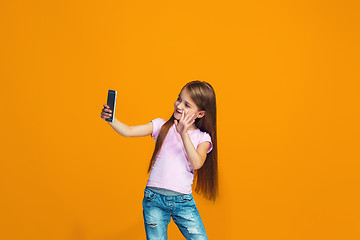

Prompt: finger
[
  {"left": 102, "top": 107, "right": 112, "bottom": 113},
  {"left": 102, "top": 110, "right": 111, "bottom": 116},
  {"left": 189, "top": 112, "right": 195, "bottom": 121},
  {"left": 183, "top": 110, "right": 189, "bottom": 121},
  {"left": 185, "top": 111, "right": 194, "bottom": 122},
  {"left": 101, "top": 113, "right": 109, "bottom": 119},
  {"left": 186, "top": 112, "right": 194, "bottom": 121},
  {"left": 185, "top": 111, "right": 189, "bottom": 121},
  {"left": 104, "top": 104, "right": 109, "bottom": 108}
]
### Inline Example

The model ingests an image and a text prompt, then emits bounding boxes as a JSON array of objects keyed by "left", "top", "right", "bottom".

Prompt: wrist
[{"left": 180, "top": 131, "right": 189, "bottom": 138}]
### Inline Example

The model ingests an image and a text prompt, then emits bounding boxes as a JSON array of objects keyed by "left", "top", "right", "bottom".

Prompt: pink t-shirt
[{"left": 146, "top": 118, "right": 213, "bottom": 194}]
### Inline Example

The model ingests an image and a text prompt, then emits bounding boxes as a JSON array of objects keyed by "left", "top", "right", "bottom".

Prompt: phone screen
[{"left": 106, "top": 90, "right": 117, "bottom": 122}]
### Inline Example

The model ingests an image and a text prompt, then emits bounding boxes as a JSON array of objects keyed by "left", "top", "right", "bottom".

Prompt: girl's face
[{"left": 173, "top": 88, "right": 205, "bottom": 121}]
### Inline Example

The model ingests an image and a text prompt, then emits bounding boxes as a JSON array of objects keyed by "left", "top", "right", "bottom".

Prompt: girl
[{"left": 100, "top": 80, "right": 218, "bottom": 240}]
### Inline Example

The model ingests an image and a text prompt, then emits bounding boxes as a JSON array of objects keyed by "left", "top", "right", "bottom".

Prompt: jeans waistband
[{"left": 146, "top": 186, "right": 187, "bottom": 196}]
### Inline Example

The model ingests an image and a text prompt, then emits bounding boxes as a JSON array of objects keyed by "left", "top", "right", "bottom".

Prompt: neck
[{"left": 187, "top": 124, "right": 197, "bottom": 130}]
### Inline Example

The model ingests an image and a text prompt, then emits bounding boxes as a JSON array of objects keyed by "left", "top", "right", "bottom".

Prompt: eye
[{"left": 185, "top": 103, "right": 190, "bottom": 108}]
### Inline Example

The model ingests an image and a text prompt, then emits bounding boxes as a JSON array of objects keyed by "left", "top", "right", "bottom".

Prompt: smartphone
[{"left": 105, "top": 90, "right": 117, "bottom": 122}]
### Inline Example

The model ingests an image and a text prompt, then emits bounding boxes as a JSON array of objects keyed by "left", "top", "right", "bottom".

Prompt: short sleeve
[
  {"left": 199, "top": 132, "right": 213, "bottom": 153},
  {"left": 151, "top": 118, "right": 167, "bottom": 139}
]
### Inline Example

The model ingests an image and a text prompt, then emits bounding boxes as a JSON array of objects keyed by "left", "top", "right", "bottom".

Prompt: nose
[
  {"left": 177, "top": 102, "right": 185, "bottom": 110},
  {"left": 175, "top": 101, "right": 182, "bottom": 109}
]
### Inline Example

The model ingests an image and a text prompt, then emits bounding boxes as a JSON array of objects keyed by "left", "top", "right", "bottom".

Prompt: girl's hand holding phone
[{"left": 101, "top": 104, "right": 113, "bottom": 121}]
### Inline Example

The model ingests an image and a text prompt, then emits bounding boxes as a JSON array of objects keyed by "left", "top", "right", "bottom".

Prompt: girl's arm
[
  {"left": 181, "top": 134, "right": 210, "bottom": 170},
  {"left": 101, "top": 104, "right": 153, "bottom": 137},
  {"left": 108, "top": 118, "right": 153, "bottom": 137},
  {"left": 174, "top": 110, "right": 210, "bottom": 170}
]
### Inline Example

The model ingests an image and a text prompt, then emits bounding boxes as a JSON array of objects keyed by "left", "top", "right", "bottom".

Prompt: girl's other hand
[
  {"left": 174, "top": 110, "right": 196, "bottom": 136},
  {"left": 101, "top": 104, "right": 113, "bottom": 121}
]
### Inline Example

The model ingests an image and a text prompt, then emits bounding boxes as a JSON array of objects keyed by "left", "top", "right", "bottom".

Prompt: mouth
[{"left": 175, "top": 109, "right": 182, "bottom": 114}]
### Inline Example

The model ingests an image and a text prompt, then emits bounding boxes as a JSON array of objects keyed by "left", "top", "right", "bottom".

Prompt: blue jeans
[{"left": 142, "top": 187, "right": 208, "bottom": 240}]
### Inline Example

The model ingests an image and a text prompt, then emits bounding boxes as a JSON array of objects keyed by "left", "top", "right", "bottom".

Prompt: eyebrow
[{"left": 185, "top": 101, "right": 193, "bottom": 107}]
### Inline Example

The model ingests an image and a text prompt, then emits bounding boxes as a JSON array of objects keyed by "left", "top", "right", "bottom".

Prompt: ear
[{"left": 197, "top": 110, "right": 205, "bottom": 119}]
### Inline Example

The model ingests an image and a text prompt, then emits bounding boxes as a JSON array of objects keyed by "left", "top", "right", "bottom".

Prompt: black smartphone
[{"left": 105, "top": 90, "right": 117, "bottom": 122}]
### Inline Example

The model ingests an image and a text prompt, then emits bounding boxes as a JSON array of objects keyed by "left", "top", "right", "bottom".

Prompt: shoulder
[
  {"left": 151, "top": 118, "right": 167, "bottom": 138},
  {"left": 198, "top": 129, "right": 211, "bottom": 140},
  {"left": 151, "top": 118, "right": 166, "bottom": 125},
  {"left": 197, "top": 130, "right": 213, "bottom": 153}
]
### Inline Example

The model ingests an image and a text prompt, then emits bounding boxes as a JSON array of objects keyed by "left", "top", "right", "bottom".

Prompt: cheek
[{"left": 187, "top": 110, "right": 195, "bottom": 116}]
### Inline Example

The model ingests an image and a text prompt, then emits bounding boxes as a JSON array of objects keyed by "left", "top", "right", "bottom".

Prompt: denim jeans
[{"left": 142, "top": 187, "right": 208, "bottom": 240}]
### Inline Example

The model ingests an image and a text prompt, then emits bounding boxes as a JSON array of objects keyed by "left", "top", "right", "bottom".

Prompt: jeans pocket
[{"left": 144, "top": 188, "right": 156, "bottom": 201}]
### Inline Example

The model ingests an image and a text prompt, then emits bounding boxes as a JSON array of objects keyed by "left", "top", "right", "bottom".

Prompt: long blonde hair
[{"left": 147, "top": 80, "right": 218, "bottom": 201}]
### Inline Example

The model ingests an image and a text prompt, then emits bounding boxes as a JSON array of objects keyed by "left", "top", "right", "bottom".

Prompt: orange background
[{"left": 1, "top": 0, "right": 359, "bottom": 239}]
